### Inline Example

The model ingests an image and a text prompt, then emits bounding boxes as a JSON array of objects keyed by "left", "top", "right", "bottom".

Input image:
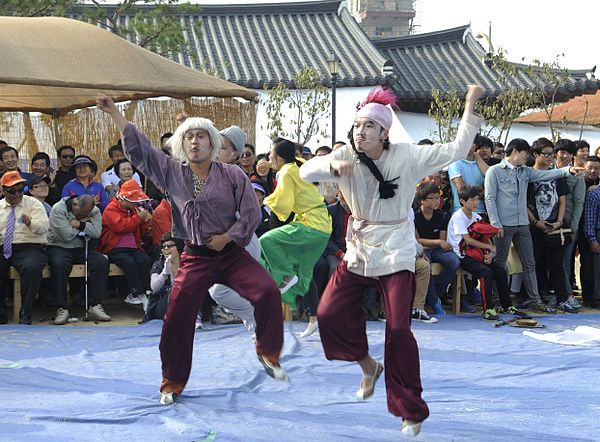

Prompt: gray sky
[{"left": 195, "top": 0, "right": 599, "bottom": 73}]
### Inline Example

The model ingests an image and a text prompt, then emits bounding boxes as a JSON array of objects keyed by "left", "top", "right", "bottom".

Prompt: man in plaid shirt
[{"left": 584, "top": 184, "right": 600, "bottom": 308}]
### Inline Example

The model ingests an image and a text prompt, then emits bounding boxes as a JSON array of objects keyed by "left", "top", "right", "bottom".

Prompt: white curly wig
[{"left": 166, "top": 117, "right": 222, "bottom": 163}]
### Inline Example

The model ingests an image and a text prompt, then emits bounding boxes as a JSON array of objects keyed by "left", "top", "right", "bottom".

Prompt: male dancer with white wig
[
  {"left": 96, "top": 95, "right": 286, "bottom": 406},
  {"left": 300, "top": 85, "right": 484, "bottom": 436}
]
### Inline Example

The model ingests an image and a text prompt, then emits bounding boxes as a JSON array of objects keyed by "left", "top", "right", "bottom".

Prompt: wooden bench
[{"left": 8, "top": 263, "right": 124, "bottom": 323}]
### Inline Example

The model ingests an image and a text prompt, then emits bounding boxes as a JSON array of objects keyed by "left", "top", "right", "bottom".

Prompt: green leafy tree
[
  {"left": 428, "top": 88, "right": 462, "bottom": 143},
  {"left": 1, "top": 1, "right": 201, "bottom": 59},
  {"left": 263, "top": 67, "right": 331, "bottom": 145}
]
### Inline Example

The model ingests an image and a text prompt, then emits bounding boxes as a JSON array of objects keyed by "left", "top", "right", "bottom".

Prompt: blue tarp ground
[{"left": 1, "top": 314, "right": 600, "bottom": 442}]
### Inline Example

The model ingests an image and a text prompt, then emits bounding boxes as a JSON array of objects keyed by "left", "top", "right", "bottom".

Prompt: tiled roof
[
  {"left": 517, "top": 90, "right": 600, "bottom": 126},
  {"left": 375, "top": 25, "right": 600, "bottom": 112},
  {"left": 90, "top": 1, "right": 387, "bottom": 89}
]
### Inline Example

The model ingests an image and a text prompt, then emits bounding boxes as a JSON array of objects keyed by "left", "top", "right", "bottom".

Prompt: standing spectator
[
  {"left": 0, "top": 146, "right": 33, "bottom": 182},
  {"left": 492, "top": 142, "right": 505, "bottom": 161},
  {"left": 101, "top": 144, "right": 143, "bottom": 196},
  {"left": 0, "top": 171, "right": 48, "bottom": 325},
  {"left": 54, "top": 146, "right": 76, "bottom": 193},
  {"left": 315, "top": 146, "right": 332, "bottom": 156},
  {"left": 414, "top": 183, "right": 458, "bottom": 315},
  {"left": 448, "top": 134, "right": 489, "bottom": 214},
  {"left": 527, "top": 141, "right": 574, "bottom": 312},
  {"left": 61, "top": 155, "right": 109, "bottom": 212},
  {"left": 583, "top": 184, "right": 600, "bottom": 308},
  {"left": 98, "top": 179, "right": 153, "bottom": 306},
  {"left": 578, "top": 156, "right": 600, "bottom": 306},
  {"left": 47, "top": 195, "right": 111, "bottom": 324},
  {"left": 253, "top": 182, "right": 271, "bottom": 238},
  {"left": 250, "top": 153, "right": 277, "bottom": 195},
  {"left": 554, "top": 139, "right": 585, "bottom": 307},
  {"left": 218, "top": 125, "right": 244, "bottom": 165},
  {"left": 447, "top": 186, "right": 527, "bottom": 320},
  {"left": 105, "top": 158, "right": 135, "bottom": 199},
  {"left": 484, "top": 138, "right": 581, "bottom": 313},
  {"left": 239, "top": 143, "right": 256, "bottom": 176},
  {"left": 474, "top": 135, "right": 500, "bottom": 166},
  {"left": 30, "top": 152, "right": 61, "bottom": 205},
  {"left": 573, "top": 140, "right": 590, "bottom": 168},
  {"left": 302, "top": 146, "right": 313, "bottom": 161}
]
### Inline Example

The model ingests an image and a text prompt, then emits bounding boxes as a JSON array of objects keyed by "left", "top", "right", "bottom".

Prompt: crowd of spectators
[{"left": 0, "top": 128, "right": 599, "bottom": 329}]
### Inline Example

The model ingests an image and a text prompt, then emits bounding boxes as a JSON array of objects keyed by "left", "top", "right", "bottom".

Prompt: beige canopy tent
[{"left": 0, "top": 16, "right": 257, "bottom": 144}]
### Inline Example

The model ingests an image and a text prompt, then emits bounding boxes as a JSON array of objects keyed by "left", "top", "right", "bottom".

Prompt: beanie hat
[{"left": 220, "top": 126, "right": 247, "bottom": 153}]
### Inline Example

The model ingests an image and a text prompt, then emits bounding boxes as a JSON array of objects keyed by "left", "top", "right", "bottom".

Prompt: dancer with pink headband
[{"left": 300, "top": 84, "right": 484, "bottom": 437}]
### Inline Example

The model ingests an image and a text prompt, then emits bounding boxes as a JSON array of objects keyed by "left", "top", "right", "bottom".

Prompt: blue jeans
[{"left": 423, "top": 248, "right": 460, "bottom": 306}]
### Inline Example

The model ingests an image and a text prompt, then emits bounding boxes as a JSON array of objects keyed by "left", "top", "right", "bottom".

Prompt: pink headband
[{"left": 355, "top": 88, "right": 399, "bottom": 131}]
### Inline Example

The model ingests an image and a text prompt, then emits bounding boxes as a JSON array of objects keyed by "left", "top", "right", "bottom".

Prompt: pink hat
[{"left": 355, "top": 88, "right": 399, "bottom": 131}]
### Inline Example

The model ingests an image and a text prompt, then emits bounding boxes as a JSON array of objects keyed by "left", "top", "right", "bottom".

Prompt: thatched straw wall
[{"left": 0, "top": 97, "right": 256, "bottom": 174}]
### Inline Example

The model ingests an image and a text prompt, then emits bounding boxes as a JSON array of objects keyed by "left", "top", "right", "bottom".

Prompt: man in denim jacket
[{"left": 484, "top": 138, "right": 580, "bottom": 313}]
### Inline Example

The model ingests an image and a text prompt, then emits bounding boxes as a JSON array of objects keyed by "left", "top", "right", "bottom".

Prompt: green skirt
[{"left": 259, "top": 222, "right": 330, "bottom": 305}]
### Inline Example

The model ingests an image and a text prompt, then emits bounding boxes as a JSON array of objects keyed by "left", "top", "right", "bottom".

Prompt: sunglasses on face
[
  {"left": 61, "top": 154, "right": 75, "bottom": 159},
  {"left": 3, "top": 186, "right": 25, "bottom": 194},
  {"left": 162, "top": 242, "right": 177, "bottom": 249}
]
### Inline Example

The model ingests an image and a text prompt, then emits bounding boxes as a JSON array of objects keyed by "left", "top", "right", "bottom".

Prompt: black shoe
[
  {"left": 19, "top": 310, "right": 32, "bottom": 325},
  {"left": 377, "top": 311, "right": 386, "bottom": 322}
]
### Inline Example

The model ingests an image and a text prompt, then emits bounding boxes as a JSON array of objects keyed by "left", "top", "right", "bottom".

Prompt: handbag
[{"left": 460, "top": 221, "right": 499, "bottom": 262}]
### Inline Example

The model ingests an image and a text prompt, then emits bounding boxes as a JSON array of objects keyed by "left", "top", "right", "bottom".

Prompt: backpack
[{"left": 459, "top": 221, "right": 498, "bottom": 262}]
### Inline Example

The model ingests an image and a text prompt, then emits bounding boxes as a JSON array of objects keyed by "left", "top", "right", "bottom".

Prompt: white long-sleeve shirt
[{"left": 300, "top": 112, "right": 483, "bottom": 277}]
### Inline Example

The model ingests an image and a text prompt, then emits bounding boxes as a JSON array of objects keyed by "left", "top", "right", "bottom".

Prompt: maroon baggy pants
[
  {"left": 159, "top": 245, "right": 283, "bottom": 394},
  {"left": 317, "top": 261, "right": 430, "bottom": 423}
]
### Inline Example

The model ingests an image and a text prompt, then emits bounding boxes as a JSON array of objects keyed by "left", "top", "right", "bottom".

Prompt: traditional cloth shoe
[
  {"left": 299, "top": 320, "right": 319, "bottom": 338},
  {"left": 401, "top": 420, "right": 421, "bottom": 437},
  {"left": 159, "top": 391, "right": 177, "bottom": 405},
  {"left": 279, "top": 275, "right": 298, "bottom": 295},
  {"left": 257, "top": 353, "right": 287, "bottom": 381},
  {"left": 54, "top": 307, "right": 69, "bottom": 325},
  {"left": 355, "top": 361, "right": 384, "bottom": 400},
  {"left": 88, "top": 304, "right": 111, "bottom": 322}
]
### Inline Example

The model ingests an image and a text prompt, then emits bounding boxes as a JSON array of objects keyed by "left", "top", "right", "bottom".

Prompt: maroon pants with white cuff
[
  {"left": 159, "top": 245, "right": 283, "bottom": 394},
  {"left": 317, "top": 261, "right": 430, "bottom": 423}
]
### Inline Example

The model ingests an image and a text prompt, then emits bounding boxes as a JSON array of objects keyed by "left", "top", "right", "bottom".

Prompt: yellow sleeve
[{"left": 264, "top": 170, "right": 294, "bottom": 221}]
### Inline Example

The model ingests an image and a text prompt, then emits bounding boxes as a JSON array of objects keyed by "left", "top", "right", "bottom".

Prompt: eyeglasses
[
  {"left": 3, "top": 186, "right": 25, "bottom": 194},
  {"left": 241, "top": 151, "right": 254, "bottom": 158},
  {"left": 61, "top": 154, "right": 75, "bottom": 159},
  {"left": 162, "top": 242, "right": 176, "bottom": 249},
  {"left": 539, "top": 152, "right": 554, "bottom": 157}
]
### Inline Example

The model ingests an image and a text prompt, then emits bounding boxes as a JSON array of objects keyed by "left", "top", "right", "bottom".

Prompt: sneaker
[
  {"left": 211, "top": 306, "right": 242, "bottom": 324},
  {"left": 159, "top": 391, "right": 177, "bottom": 405},
  {"left": 257, "top": 353, "right": 287, "bottom": 381},
  {"left": 431, "top": 300, "right": 446, "bottom": 316},
  {"left": 566, "top": 295, "right": 581, "bottom": 309},
  {"left": 411, "top": 309, "right": 438, "bottom": 323},
  {"left": 54, "top": 307, "right": 70, "bottom": 325},
  {"left": 529, "top": 302, "right": 556, "bottom": 314},
  {"left": 460, "top": 299, "right": 477, "bottom": 313},
  {"left": 558, "top": 301, "right": 578, "bottom": 314},
  {"left": 401, "top": 420, "right": 422, "bottom": 437},
  {"left": 482, "top": 308, "right": 500, "bottom": 321},
  {"left": 88, "top": 304, "right": 112, "bottom": 321},
  {"left": 124, "top": 293, "right": 142, "bottom": 305},
  {"left": 505, "top": 306, "right": 529, "bottom": 318},
  {"left": 279, "top": 275, "right": 298, "bottom": 294},
  {"left": 299, "top": 320, "right": 319, "bottom": 338},
  {"left": 377, "top": 311, "right": 386, "bottom": 322}
]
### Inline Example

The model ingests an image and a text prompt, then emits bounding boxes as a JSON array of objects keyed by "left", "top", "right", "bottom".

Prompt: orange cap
[
  {"left": 0, "top": 171, "right": 26, "bottom": 188},
  {"left": 116, "top": 179, "right": 149, "bottom": 202}
]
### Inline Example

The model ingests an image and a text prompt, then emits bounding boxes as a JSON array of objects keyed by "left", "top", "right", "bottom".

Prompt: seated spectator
[
  {"left": 30, "top": 152, "right": 61, "bottom": 205},
  {"left": 54, "top": 145, "right": 76, "bottom": 193},
  {"left": 150, "top": 197, "right": 173, "bottom": 249},
  {"left": 47, "top": 194, "right": 111, "bottom": 324},
  {"left": 106, "top": 158, "right": 136, "bottom": 199},
  {"left": 0, "top": 146, "right": 33, "bottom": 182},
  {"left": 252, "top": 182, "right": 271, "bottom": 238},
  {"left": 332, "top": 141, "right": 346, "bottom": 150},
  {"left": 62, "top": 155, "right": 109, "bottom": 212},
  {"left": 413, "top": 245, "right": 438, "bottom": 323},
  {"left": 101, "top": 144, "right": 143, "bottom": 196},
  {"left": 160, "top": 132, "right": 173, "bottom": 155},
  {"left": 315, "top": 146, "right": 332, "bottom": 156},
  {"left": 447, "top": 185, "right": 527, "bottom": 321},
  {"left": 218, "top": 125, "right": 244, "bottom": 165},
  {"left": 302, "top": 146, "right": 313, "bottom": 161},
  {"left": 0, "top": 171, "right": 48, "bottom": 325},
  {"left": 250, "top": 153, "right": 276, "bottom": 195},
  {"left": 527, "top": 141, "right": 574, "bottom": 312},
  {"left": 98, "top": 179, "right": 152, "bottom": 306},
  {"left": 142, "top": 232, "right": 183, "bottom": 322},
  {"left": 240, "top": 143, "right": 256, "bottom": 176},
  {"left": 414, "top": 183, "right": 458, "bottom": 315},
  {"left": 26, "top": 176, "right": 52, "bottom": 217}
]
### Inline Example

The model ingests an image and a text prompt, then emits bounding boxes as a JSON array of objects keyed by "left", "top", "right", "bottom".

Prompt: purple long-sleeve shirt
[{"left": 122, "top": 123, "right": 260, "bottom": 247}]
